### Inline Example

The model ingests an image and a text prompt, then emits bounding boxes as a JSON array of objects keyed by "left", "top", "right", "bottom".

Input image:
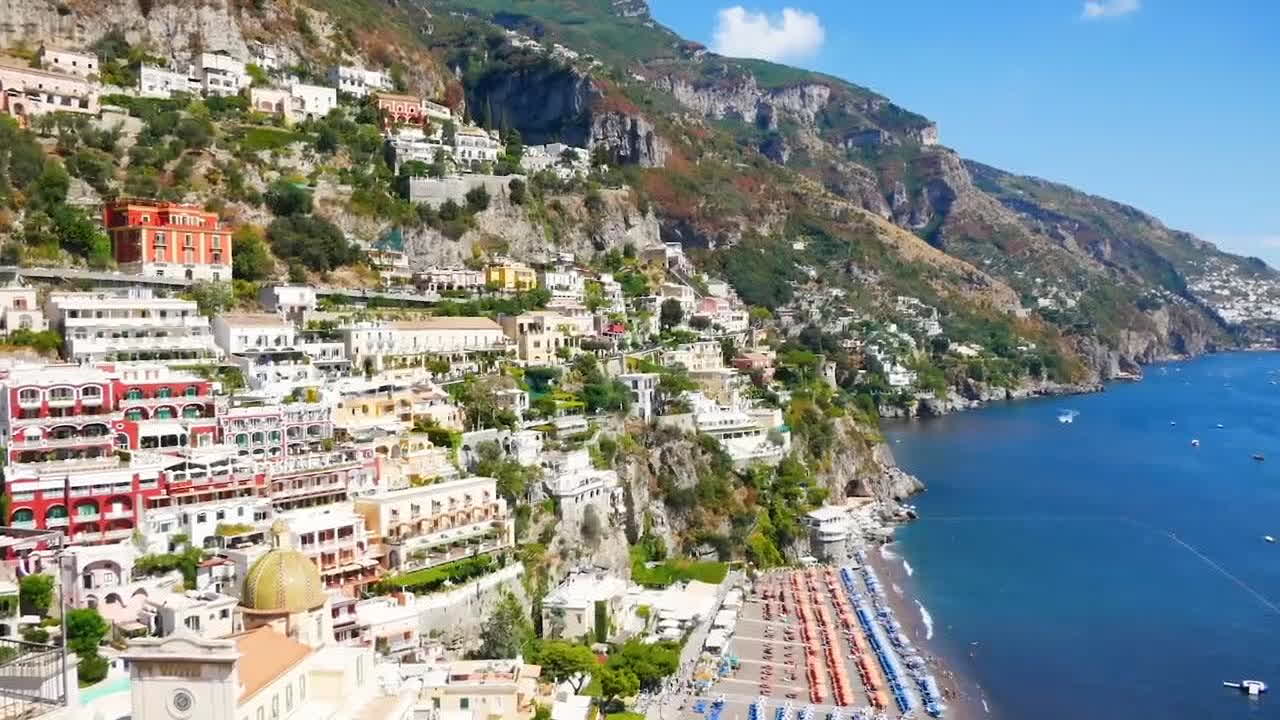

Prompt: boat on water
[
  {"left": 1057, "top": 410, "right": 1078, "bottom": 424},
  {"left": 1223, "top": 680, "right": 1268, "bottom": 695},
  {"left": 1253, "top": 454, "right": 1265, "bottom": 461},
  {"left": 1264, "top": 536, "right": 1276, "bottom": 544},
  {"left": 1170, "top": 421, "right": 1177, "bottom": 426},
  {"left": 1216, "top": 423, "right": 1226, "bottom": 429},
  {"left": 1191, "top": 439, "right": 1201, "bottom": 447}
]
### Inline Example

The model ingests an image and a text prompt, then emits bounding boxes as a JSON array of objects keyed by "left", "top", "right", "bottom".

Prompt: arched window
[
  {"left": 125, "top": 409, "right": 144, "bottom": 421},
  {"left": 251, "top": 432, "right": 265, "bottom": 446},
  {"left": 18, "top": 388, "right": 39, "bottom": 404},
  {"left": 235, "top": 434, "right": 248, "bottom": 448},
  {"left": 126, "top": 388, "right": 143, "bottom": 400},
  {"left": 182, "top": 406, "right": 201, "bottom": 419},
  {"left": 184, "top": 386, "right": 199, "bottom": 397},
  {"left": 155, "top": 387, "right": 172, "bottom": 398},
  {"left": 11, "top": 508, "right": 34, "bottom": 524},
  {"left": 154, "top": 408, "right": 174, "bottom": 420}
]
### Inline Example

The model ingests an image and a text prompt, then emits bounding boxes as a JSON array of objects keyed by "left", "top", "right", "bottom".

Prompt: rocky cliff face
[
  {"left": 655, "top": 74, "right": 831, "bottom": 130},
  {"left": 400, "top": 188, "right": 663, "bottom": 269},
  {"left": 817, "top": 417, "right": 923, "bottom": 504},
  {"left": 0, "top": 0, "right": 251, "bottom": 65}
]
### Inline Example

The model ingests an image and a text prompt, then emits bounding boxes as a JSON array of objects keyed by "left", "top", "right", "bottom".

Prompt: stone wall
[
  {"left": 408, "top": 174, "right": 525, "bottom": 209},
  {"left": 414, "top": 563, "right": 526, "bottom": 648}
]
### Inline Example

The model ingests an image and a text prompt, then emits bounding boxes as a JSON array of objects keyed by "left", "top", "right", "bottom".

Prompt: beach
[{"left": 866, "top": 540, "right": 991, "bottom": 720}]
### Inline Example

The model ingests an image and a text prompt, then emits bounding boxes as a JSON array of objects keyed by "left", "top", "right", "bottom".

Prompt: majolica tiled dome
[{"left": 241, "top": 520, "right": 325, "bottom": 613}]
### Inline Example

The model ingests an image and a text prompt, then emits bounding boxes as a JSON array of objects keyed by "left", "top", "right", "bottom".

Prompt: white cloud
[
  {"left": 711, "top": 6, "right": 826, "bottom": 62},
  {"left": 1082, "top": 0, "right": 1141, "bottom": 19}
]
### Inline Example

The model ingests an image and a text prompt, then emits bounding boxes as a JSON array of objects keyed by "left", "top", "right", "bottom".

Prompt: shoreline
[{"left": 865, "top": 540, "right": 993, "bottom": 720}]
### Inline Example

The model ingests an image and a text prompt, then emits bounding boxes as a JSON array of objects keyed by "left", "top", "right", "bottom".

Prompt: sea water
[{"left": 887, "top": 352, "right": 1280, "bottom": 719}]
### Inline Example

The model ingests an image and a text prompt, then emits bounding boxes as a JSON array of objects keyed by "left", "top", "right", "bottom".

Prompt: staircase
[{"left": 0, "top": 639, "right": 66, "bottom": 720}]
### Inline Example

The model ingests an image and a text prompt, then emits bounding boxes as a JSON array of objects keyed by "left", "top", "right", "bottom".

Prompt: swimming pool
[{"left": 80, "top": 674, "right": 130, "bottom": 703}]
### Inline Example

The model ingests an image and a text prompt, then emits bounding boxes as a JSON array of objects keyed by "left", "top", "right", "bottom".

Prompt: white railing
[{"left": 8, "top": 435, "right": 113, "bottom": 450}]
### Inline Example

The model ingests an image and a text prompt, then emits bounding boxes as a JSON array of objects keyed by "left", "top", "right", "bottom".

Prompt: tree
[
  {"left": 599, "top": 667, "right": 639, "bottom": 706},
  {"left": 29, "top": 161, "right": 70, "bottom": 210},
  {"left": 267, "top": 215, "right": 359, "bottom": 272},
  {"left": 264, "top": 180, "right": 313, "bottom": 216},
  {"left": 185, "top": 281, "right": 233, "bottom": 317},
  {"left": 19, "top": 574, "right": 53, "bottom": 615},
  {"left": 65, "top": 608, "right": 109, "bottom": 656},
  {"left": 508, "top": 178, "right": 526, "bottom": 205},
  {"left": 77, "top": 651, "right": 109, "bottom": 684},
  {"left": 659, "top": 298, "right": 684, "bottom": 330},
  {"left": 476, "top": 591, "right": 533, "bottom": 659},
  {"left": 232, "top": 225, "right": 273, "bottom": 281},
  {"left": 606, "top": 640, "right": 679, "bottom": 691},
  {"left": 536, "top": 641, "right": 597, "bottom": 692},
  {"left": 465, "top": 186, "right": 490, "bottom": 213},
  {"left": 689, "top": 315, "right": 711, "bottom": 331}
]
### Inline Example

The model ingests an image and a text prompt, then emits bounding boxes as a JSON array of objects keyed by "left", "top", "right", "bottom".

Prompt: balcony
[
  {"left": 119, "top": 395, "right": 209, "bottom": 409},
  {"left": 9, "top": 409, "right": 121, "bottom": 428},
  {"left": 9, "top": 435, "right": 113, "bottom": 451},
  {"left": 73, "top": 511, "right": 100, "bottom": 521},
  {"left": 46, "top": 395, "right": 76, "bottom": 408},
  {"left": 10, "top": 520, "right": 36, "bottom": 530},
  {"left": 271, "top": 481, "right": 345, "bottom": 500},
  {"left": 44, "top": 517, "right": 68, "bottom": 528},
  {"left": 104, "top": 509, "right": 133, "bottom": 520}
]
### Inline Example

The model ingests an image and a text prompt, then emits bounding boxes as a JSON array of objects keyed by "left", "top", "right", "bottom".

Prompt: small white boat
[
  {"left": 1223, "top": 680, "right": 1268, "bottom": 695},
  {"left": 1265, "top": 536, "right": 1276, "bottom": 544},
  {"left": 1216, "top": 423, "right": 1225, "bottom": 429},
  {"left": 1170, "top": 421, "right": 1177, "bottom": 426},
  {"left": 1191, "top": 439, "right": 1201, "bottom": 447}
]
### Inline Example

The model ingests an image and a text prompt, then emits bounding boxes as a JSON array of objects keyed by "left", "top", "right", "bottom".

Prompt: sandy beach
[{"left": 866, "top": 541, "right": 993, "bottom": 720}]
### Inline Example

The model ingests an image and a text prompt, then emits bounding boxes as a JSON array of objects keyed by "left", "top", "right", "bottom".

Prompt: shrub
[
  {"left": 77, "top": 652, "right": 109, "bottom": 684},
  {"left": 465, "top": 186, "right": 490, "bottom": 213},
  {"left": 264, "top": 180, "right": 313, "bottom": 216}
]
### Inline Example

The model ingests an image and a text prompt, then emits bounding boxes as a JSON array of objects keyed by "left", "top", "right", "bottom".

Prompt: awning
[{"left": 137, "top": 422, "right": 186, "bottom": 436}]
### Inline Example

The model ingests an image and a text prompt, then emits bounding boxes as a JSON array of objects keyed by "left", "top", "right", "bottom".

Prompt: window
[
  {"left": 258, "top": 708, "right": 264, "bottom": 720},
  {"left": 126, "top": 388, "right": 143, "bottom": 400},
  {"left": 460, "top": 698, "right": 470, "bottom": 710},
  {"left": 299, "top": 676, "right": 305, "bottom": 700},
  {"left": 156, "top": 387, "right": 172, "bottom": 398},
  {"left": 18, "top": 389, "right": 38, "bottom": 404},
  {"left": 271, "top": 695, "right": 279, "bottom": 719},
  {"left": 184, "top": 386, "right": 199, "bottom": 397},
  {"left": 286, "top": 686, "right": 293, "bottom": 711}
]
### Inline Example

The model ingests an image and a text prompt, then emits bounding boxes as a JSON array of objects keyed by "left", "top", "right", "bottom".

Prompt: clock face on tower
[{"left": 170, "top": 688, "right": 195, "bottom": 717}]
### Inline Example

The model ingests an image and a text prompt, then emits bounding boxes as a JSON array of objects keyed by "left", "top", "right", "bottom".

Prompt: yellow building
[{"left": 485, "top": 262, "right": 537, "bottom": 292}]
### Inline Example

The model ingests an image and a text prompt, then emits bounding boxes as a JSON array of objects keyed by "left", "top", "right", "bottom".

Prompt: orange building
[
  {"left": 103, "top": 199, "right": 233, "bottom": 281},
  {"left": 372, "top": 92, "right": 425, "bottom": 128}
]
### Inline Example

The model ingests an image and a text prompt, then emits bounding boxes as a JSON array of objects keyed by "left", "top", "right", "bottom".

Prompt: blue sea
[{"left": 887, "top": 352, "right": 1280, "bottom": 720}]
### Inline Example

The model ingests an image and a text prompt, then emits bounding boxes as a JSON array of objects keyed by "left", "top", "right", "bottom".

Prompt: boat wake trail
[
  {"left": 879, "top": 544, "right": 899, "bottom": 561},
  {"left": 917, "top": 600, "right": 935, "bottom": 640},
  {"left": 1162, "top": 531, "right": 1280, "bottom": 617},
  {"left": 903, "top": 559, "right": 914, "bottom": 577}
]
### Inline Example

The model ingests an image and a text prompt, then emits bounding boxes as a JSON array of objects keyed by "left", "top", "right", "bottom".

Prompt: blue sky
[{"left": 647, "top": 0, "right": 1280, "bottom": 265}]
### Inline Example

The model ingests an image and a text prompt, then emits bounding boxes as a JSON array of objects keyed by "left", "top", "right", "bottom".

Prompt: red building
[
  {"left": 373, "top": 92, "right": 425, "bottom": 128},
  {"left": 0, "top": 363, "right": 246, "bottom": 545},
  {"left": 103, "top": 199, "right": 233, "bottom": 281}
]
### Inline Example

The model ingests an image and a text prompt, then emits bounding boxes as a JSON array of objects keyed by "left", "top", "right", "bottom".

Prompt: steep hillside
[{"left": 409, "top": 0, "right": 1277, "bottom": 373}]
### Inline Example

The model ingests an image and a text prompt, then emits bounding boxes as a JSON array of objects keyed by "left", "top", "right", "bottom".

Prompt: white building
[
  {"left": 659, "top": 393, "right": 789, "bottom": 466},
  {"left": 38, "top": 46, "right": 98, "bottom": 79},
  {"left": 249, "top": 42, "right": 281, "bottom": 72},
  {"left": 540, "top": 449, "right": 620, "bottom": 526},
  {"left": 140, "top": 588, "right": 239, "bottom": 638},
  {"left": 250, "top": 83, "right": 337, "bottom": 123},
  {"left": 454, "top": 126, "right": 502, "bottom": 165},
  {"left": 415, "top": 267, "right": 485, "bottom": 293},
  {"left": 196, "top": 52, "right": 248, "bottom": 96},
  {"left": 539, "top": 265, "right": 586, "bottom": 306},
  {"left": 138, "top": 63, "right": 195, "bottom": 98},
  {"left": 0, "top": 277, "right": 46, "bottom": 333},
  {"left": 355, "top": 595, "right": 420, "bottom": 657},
  {"left": 804, "top": 505, "right": 856, "bottom": 564},
  {"left": 618, "top": 373, "right": 658, "bottom": 422},
  {"left": 142, "top": 495, "right": 273, "bottom": 554},
  {"left": 213, "top": 313, "right": 297, "bottom": 356},
  {"left": 521, "top": 143, "right": 591, "bottom": 177},
  {"left": 45, "top": 289, "right": 220, "bottom": 364},
  {"left": 328, "top": 64, "right": 392, "bottom": 97},
  {"left": 259, "top": 285, "right": 318, "bottom": 317},
  {"left": 0, "top": 61, "right": 99, "bottom": 118},
  {"left": 541, "top": 570, "right": 630, "bottom": 641},
  {"left": 340, "top": 318, "right": 511, "bottom": 373},
  {"left": 661, "top": 341, "right": 724, "bottom": 373}
]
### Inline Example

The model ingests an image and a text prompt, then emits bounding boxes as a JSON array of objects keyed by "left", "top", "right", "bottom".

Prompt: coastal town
[
  {"left": 0, "top": 33, "right": 985, "bottom": 720},
  {"left": 0, "top": 3, "right": 1274, "bottom": 720}
]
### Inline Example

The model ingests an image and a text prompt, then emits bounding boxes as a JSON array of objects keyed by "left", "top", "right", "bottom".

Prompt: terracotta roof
[
  {"left": 232, "top": 626, "right": 313, "bottom": 702},
  {"left": 387, "top": 318, "right": 501, "bottom": 331}
]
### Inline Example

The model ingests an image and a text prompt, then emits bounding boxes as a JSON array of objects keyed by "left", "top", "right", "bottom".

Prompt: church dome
[{"left": 241, "top": 520, "right": 326, "bottom": 613}]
